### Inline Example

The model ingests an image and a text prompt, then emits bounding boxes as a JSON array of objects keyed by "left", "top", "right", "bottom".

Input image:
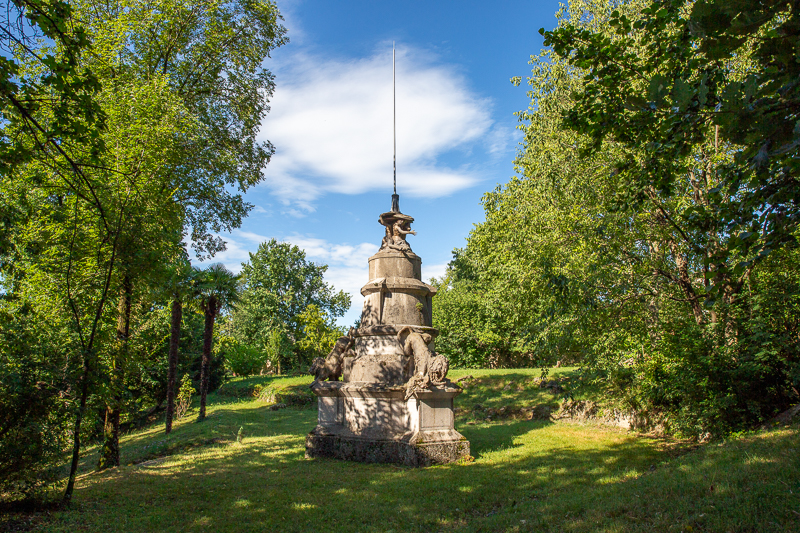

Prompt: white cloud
[
  {"left": 284, "top": 234, "right": 377, "bottom": 269},
  {"left": 283, "top": 207, "right": 310, "bottom": 218},
  {"left": 260, "top": 46, "right": 494, "bottom": 211},
  {"left": 422, "top": 262, "right": 448, "bottom": 283},
  {"left": 235, "top": 230, "right": 270, "bottom": 243},
  {"left": 486, "top": 125, "right": 519, "bottom": 156}
]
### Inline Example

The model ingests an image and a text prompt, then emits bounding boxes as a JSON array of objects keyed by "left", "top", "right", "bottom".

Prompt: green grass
[{"left": 10, "top": 369, "right": 800, "bottom": 532}]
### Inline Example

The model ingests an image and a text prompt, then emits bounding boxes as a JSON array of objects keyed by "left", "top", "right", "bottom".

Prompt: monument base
[
  {"left": 305, "top": 381, "right": 470, "bottom": 466},
  {"left": 305, "top": 431, "right": 469, "bottom": 466}
]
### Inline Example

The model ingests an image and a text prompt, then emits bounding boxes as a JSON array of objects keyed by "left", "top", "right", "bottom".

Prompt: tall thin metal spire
[
  {"left": 393, "top": 41, "right": 396, "bottom": 196},
  {"left": 391, "top": 42, "right": 399, "bottom": 213}
]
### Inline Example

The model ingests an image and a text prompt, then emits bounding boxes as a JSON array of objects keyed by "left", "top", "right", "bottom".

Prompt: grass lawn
[{"left": 7, "top": 368, "right": 799, "bottom": 532}]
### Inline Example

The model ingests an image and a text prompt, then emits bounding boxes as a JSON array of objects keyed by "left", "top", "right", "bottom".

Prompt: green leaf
[
  {"left": 648, "top": 74, "right": 669, "bottom": 106},
  {"left": 697, "top": 82, "right": 709, "bottom": 107},
  {"left": 672, "top": 78, "right": 694, "bottom": 111}
]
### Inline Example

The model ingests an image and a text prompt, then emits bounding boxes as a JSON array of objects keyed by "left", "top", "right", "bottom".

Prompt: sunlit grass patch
[{"left": 16, "top": 370, "right": 799, "bottom": 533}]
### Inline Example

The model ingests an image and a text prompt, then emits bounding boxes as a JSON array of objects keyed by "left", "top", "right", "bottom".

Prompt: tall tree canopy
[
  {"left": 75, "top": 0, "right": 288, "bottom": 255},
  {"left": 0, "top": 0, "right": 286, "bottom": 501},
  {"left": 544, "top": 0, "right": 799, "bottom": 297},
  {"left": 435, "top": 0, "right": 800, "bottom": 438},
  {"left": 0, "top": 0, "right": 105, "bottom": 180}
]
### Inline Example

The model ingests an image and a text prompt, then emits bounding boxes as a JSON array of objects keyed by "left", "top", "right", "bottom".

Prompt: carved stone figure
[
  {"left": 309, "top": 334, "right": 354, "bottom": 382},
  {"left": 397, "top": 326, "right": 449, "bottom": 399},
  {"left": 378, "top": 212, "right": 416, "bottom": 252},
  {"left": 381, "top": 224, "right": 394, "bottom": 250},
  {"left": 428, "top": 353, "right": 449, "bottom": 384},
  {"left": 391, "top": 219, "right": 416, "bottom": 250}
]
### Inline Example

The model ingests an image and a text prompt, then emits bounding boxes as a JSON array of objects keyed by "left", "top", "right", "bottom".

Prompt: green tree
[
  {"left": 543, "top": 0, "right": 799, "bottom": 300},
  {"left": 432, "top": 272, "right": 529, "bottom": 369},
  {"left": 296, "top": 304, "right": 346, "bottom": 361},
  {"left": 536, "top": 0, "right": 800, "bottom": 433},
  {"left": 1, "top": 1, "right": 109, "bottom": 502},
  {"left": 73, "top": 0, "right": 288, "bottom": 256},
  {"left": 0, "top": 0, "right": 105, "bottom": 180},
  {"left": 264, "top": 327, "right": 293, "bottom": 376},
  {"left": 215, "top": 332, "right": 267, "bottom": 377},
  {"left": 164, "top": 259, "right": 196, "bottom": 434},
  {"left": 0, "top": 0, "right": 286, "bottom": 502},
  {"left": 80, "top": 0, "right": 285, "bottom": 469},
  {"left": 196, "top": 263, "right": 238, "bottom": 421},
  {"left": 0, "top": 303, "right": 72, "bottom": 499},
  {"left": 130, "top": 297, "right": 214, "bottom": 415},
  {"left": 437, "top": 0, "right": 799, "bottom": 436},
  {"left": 232, "top": 239, "right": 351, "bottom": 371}
]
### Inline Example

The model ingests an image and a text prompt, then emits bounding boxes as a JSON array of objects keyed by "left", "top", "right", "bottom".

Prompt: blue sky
[{"left": 203, "top": 0, "right": 564, "bottom": 327}]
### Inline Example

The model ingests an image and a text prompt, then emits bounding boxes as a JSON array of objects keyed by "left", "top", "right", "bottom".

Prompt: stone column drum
[{"left": 305, "top": 200, "right": 470, "bottom": 466}]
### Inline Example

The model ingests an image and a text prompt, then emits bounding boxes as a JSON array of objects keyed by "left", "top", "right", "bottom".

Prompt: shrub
[
  {"left": 176, "top": 374, "right": 195, "bottom": 420},
  {"left": 217, "top": 335, "right": 268, "bottom": 377},
  {"left": 0, "top": 309, "right": 71, "bottom": 500}
]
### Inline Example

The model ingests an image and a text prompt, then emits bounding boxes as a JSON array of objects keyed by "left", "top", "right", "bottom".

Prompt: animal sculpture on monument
[
  {"left": 397, "top": 326, "right": 450, "bottom": 400},
  {"left": 310, "top": 333, "right": 354, "bottom": 382}
]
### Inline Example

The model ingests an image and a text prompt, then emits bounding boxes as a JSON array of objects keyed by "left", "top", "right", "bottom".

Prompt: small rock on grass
[{"left": 528, "top": 404, "right": 554, "bottom": 420}]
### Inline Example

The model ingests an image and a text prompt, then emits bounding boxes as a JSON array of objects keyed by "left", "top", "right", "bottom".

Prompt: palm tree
[
  {"left": 196, "top": 263, "right": 238, "bottom": 421},
  {"left": 97, "top": 272, "right": 133, "bottom": 471},
  {"left": 164, "top": 260, "right": 197, "bottom": 434}
]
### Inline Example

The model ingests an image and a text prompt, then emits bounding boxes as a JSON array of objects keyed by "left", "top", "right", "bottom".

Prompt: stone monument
[{"left": 305, "top": 195, "right": 469, "bottom": 466}]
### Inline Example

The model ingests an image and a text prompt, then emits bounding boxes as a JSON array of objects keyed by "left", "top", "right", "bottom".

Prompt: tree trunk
[
  {"left": 63, "top": 351, "right": 91, "bottom": 505},
  {"left": 98, "top": 275, "right": 132, "bottom": 470},
  {"left": 674, "top": 248, "right": 705, "bottom": 326},
  {"left": 165, "top": 298, "right": 182, "bottom": 434},
  {"left": 198, "top": 296, "right": 218, "bottom": 421},
  {"left": 97, "top": 407, "right": 120, "bottom": 469}
]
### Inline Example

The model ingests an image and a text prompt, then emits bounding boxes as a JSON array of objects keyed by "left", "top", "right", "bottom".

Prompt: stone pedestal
[
  {"left": 306, "top": 200, "right": 469, "bottom": 466},
  {"left": 306, "top": 381, "right": 469, "bottom": 466}
]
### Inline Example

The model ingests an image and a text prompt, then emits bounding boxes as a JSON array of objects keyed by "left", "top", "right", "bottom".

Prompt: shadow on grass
[
  {"left": 75, "top": 401, "right": 317, "bottom": 474},
  {"left": 44, "top": 366, "right": 800, "bottom": 533},
  {"left": 40, "top": 410, "right": 800, "bottom": 533}
]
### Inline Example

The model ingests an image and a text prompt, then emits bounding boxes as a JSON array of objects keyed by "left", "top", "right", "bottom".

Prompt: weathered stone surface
[
  {"left": 308, "top": 382, "right": 469, "bottom": 464},
  {"left": 377, "top": 211, "right": 416, "bottom": 253},
  {"left": 344, "top": 326, "right": 439, "bottom": 383},
  {"left": 353, "top": 335, "right": 404, "bottom": 357},
  {"left": 310, "top": 382, "right": 463, "bottom": 433},
  {"left": 309, "top": 335, "right": 355, "bottom": 382},
  {"left": 353, "top": 324, "right": 439, "bottom": 338},
  {"left": 306, "top": 198, "right": 468, "bottom": 467},
  {"left": 306, "top": 432, "right": 470, "bottom": 467},
  {"left": 368, "top": 249, "right": 422, "bottom": 280},
  {"left": 345, "top": 353, "right": 407, "bottom": 385},
  {"left": 359, "top": 276, "right": 436, "bottom": 327}
]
